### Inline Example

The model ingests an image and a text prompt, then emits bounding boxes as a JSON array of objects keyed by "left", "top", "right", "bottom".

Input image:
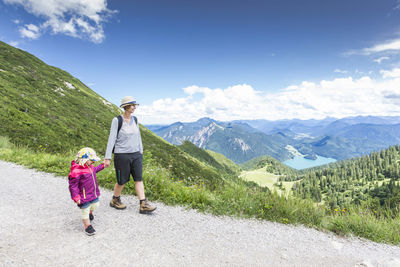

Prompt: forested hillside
[{"left": 281, "top": 145, "right": 400, "bottom": 214}]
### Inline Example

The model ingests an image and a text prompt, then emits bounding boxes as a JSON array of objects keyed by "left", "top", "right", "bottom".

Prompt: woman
[{"left": 104, "top": 96, "right": 156, "bottom": 214}]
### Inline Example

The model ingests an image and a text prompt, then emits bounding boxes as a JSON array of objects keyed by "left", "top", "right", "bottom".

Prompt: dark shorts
[{"left": 114, "top": 152, "right": 143, "bottom": 185}]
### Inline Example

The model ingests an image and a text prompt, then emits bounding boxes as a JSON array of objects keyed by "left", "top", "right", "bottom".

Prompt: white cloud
[
  {"left": 19, "top": 24, "right": 40, "bottom": 39},
  {"left": 334, "top": 69, "right": 348, "bottom": 74},
  {"left": 3, "top": 0, "right": 116, "bottom": 43},
  {"left": 345, "top": 38, "right": 400, "bottom": 56},
  {"left": 380, "top": 68, "right": 400, "bottom": 78},
  {"left": 13, "top": 19, "right": 21, "bottom": 24},
  {"left": 361, "top": 39, "right": 400, "bottom": 55},
  {"left": 137, "top": 73, "right": 400, "bottom": 124},
  {"left": 373, "top": 56, "right": 390, "bottom": 64}
]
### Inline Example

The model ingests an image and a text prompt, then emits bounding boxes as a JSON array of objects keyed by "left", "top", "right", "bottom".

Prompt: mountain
[
  {"left": 290, "top": 123, "right": 400, "bottom": 160},
  {"left": 152, "top": 118, "right": 294, "bottom": 163},
  {"left": 0, "top": 41, "right": 230, "bottom": 188},
  {"left": 239, "top": 116, "right": 400, "bottom": 137},
  {"left": 237, "top": 118, "right": 336, "bottom": 136},
  {"left": 178, "top": 140, "right": 241, "bottom": 176},
  {"left": 150, "top": 115, "right": 400, "bottom": 165}
]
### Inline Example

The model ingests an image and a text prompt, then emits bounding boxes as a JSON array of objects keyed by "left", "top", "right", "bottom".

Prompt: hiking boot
[
  {"left": 89, "top": 213, "right": 94, "bottom": 221},
  {"left": 110, "top": 196, "right": 126, "bottom": 210},
  {"left": 139, "top": 200, "right": 156, "bottom": 214},
  {"left": 85, "top": 225, "right": 95, "bottom": 236}
]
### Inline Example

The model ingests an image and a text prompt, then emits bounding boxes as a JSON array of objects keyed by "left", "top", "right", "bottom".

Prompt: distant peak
[{"left": 196, "top": 117, "right": 215, "bottom": 124}]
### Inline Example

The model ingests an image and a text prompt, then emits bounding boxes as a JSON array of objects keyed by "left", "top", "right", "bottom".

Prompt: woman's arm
[
  {"left": 105, "top": 117, "right": 119, "bottom": 160},
  {"left": 137, "top": 119, "right": 143, "bottom": 154}
]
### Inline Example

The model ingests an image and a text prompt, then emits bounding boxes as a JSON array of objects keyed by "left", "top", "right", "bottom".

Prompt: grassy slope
[
  {"left": 0, "top": 40, "right": 227, "bottom": 189},
  {"left": 0, "top": 41, "right": 119, "bottom": 154},
  {"left": 178, "top": 140, "right": 241, "bottom": 177},
  {"left": 206, "top": 149, "right": 242, "bottom": 175}
]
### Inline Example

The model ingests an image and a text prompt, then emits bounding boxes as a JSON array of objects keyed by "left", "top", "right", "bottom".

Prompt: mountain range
[{"left": 149, "top": 116, "right": 400, "bottom": 164}]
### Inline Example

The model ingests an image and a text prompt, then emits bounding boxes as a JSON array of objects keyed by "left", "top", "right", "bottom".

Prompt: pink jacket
[{"left": 68, "top": 161, "right": 104, "bottom": 204}]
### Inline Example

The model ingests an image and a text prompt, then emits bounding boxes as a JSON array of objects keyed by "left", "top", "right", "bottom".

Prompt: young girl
[{"left": 68, "top": 147, "right": 106, "bottom": 235}]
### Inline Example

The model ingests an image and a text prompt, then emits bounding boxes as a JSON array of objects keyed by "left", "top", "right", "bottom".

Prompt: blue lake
[{"left": 283, "top": 156, "right": 337, "bottom": 170}]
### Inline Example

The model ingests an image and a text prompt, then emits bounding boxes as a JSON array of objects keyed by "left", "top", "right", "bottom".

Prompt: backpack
[{"left": 112, "top": 115, "right": 138, "bottom": 153}]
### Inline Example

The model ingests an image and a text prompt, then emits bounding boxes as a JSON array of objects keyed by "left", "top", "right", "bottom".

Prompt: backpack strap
[
  {"left": 117, "top": 115, "right": 123, "bottom": 134},
  {"left": 133, "top": 116, "right": 137, "bottom": 125},
  {"left": 112, "top": 115, "right": 123, "bottom": 154}
]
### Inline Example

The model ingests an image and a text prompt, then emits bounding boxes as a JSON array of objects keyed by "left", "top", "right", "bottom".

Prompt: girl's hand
[
  {"left": 104, "top": 159, "right": 111, "bottom": 168},
  {"left": 72, "top": 195, "right": 81, "bottom": 204}
]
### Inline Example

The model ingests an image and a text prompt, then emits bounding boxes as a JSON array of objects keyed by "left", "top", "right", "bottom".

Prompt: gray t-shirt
[{"left": 105, "top": 115, "right": 143, "bottom": 159}]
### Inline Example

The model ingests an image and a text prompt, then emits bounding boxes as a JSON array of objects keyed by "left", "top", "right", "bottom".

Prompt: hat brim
[
  {"left": 120, "top": 101, "right": 139, "bottom": 108},
  {"left": 90, "top": 156, "right": 101, "bottom": 162}
]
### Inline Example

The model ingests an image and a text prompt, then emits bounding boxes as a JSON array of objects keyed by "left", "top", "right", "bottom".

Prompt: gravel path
[{"left": 1, "top": 160, "right": 400, "bottom": 267}]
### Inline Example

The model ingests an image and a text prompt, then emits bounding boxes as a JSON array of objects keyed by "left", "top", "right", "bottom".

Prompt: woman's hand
[{"left": 104, "top": 159, "right": 111, "bottom": 168}]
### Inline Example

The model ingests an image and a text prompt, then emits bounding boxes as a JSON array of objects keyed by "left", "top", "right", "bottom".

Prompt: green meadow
[{"left": 240, "top": 166, "right": 296, "bottom": 196}]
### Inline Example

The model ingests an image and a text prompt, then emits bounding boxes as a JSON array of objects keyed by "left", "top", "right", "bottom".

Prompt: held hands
[{"left": 104, "top": 159, "right": 111, "bottom": 168}]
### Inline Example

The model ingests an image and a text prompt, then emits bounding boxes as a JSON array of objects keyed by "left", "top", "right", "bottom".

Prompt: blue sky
[{"left": 1, "top": 0, "right": 400, "bottom": 124}]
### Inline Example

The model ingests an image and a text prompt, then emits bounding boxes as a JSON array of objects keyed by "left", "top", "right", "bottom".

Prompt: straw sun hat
[{"left": 120, "top": 96, "right": 139, "bottom": 108}]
